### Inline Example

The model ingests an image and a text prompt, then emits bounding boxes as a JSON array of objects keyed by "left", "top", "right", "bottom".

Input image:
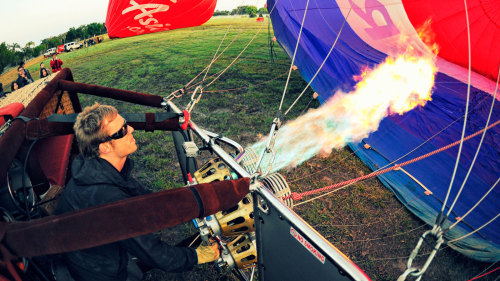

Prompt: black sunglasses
[{"left": 105, "top": 119, "right": 128, "bottom": 142}]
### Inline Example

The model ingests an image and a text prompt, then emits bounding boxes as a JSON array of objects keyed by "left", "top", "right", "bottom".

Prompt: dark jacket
[
  {"left": 24, "top": 68, "right": 33, "bottom": 81},
  {"left": 16, "top": 75, "right": 32, "bottom": 88},
  {"left": 55, "top": 155, "right": 198, "bottom": 281}
]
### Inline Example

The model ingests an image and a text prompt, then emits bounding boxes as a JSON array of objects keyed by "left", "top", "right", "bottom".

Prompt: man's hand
[{"left": 196, "top": 240, "right": 220, "bottom": 264}]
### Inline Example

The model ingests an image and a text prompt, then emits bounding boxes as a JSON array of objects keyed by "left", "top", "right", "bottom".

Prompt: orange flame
[
  {"left": 251, "top": 51, "right": 437, "bottom": 172},
  {"left": 417, "top": 19, "right": 439, "bottom": 55}
]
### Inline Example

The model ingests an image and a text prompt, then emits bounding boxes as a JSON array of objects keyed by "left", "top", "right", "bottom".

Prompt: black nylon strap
[{"left": 189, "top": 186, "right": 204, "bottom": 218}]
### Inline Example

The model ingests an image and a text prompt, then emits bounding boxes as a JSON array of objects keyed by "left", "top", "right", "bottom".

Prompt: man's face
[
  {"left": 18, "top": 68, "right": 25, "bottom": 76},
  {"left": 41, "top": 63, "right": 45, "bottom": 68},
  {"left": 104, "top": 114, "right": 137, "bottom": 158}
]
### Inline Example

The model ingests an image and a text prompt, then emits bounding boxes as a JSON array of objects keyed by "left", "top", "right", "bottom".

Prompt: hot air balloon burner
[
  {"left": 236, "top": 148, "right": 261, "bottom": 175},
  {"left": 216, "top": 194, "right": 254, "bottom": 236},
  {"left": 193, "top": 158, "right": 232, "bottom": 184},
  {"left": 219, "top": 233, "right": 257, "bottom": 270},
  {"left": 260, "top": 173, "right": 293, "bottom": 208}
]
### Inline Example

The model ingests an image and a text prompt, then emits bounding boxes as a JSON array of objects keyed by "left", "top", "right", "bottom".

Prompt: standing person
[
  {"left": 19, "top": 62, "right": 33, "bottom": 81},
  {"left": 16, "top": 66, "right": 33, "bottom": 88},
  {"left": 39, "top": 62, "right": 51, "bottom": 78},
  {"left": 55, "top": 103, "right": 219, "bottom": 281},
  {"left": 50, "top": 53, "right": 63, "bottom": 73}
]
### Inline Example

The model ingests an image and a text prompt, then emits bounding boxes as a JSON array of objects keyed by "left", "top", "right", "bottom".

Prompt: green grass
[{"left": 5, "top": 16, "right": 496, "bottom": 281}]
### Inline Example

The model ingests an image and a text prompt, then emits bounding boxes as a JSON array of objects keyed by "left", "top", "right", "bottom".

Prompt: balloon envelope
[
  {"left": 106, "top": 0, "right": 217, "bottom": 38},
  {"left": 268, "top": 0, "right": 500, "bottom": 261}
]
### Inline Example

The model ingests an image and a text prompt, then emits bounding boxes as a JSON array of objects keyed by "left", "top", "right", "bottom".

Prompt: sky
[{"left": 0, "top": 0, "right": 266, "bottom": 47}]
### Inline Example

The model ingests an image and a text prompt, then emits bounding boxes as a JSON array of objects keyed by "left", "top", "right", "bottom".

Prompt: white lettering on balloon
[
  {"left": 122, "top": 0, "right": 176, "bottom": 34},
  {"left": 348, "top": 0, "right": 399, "bottom": 40}
]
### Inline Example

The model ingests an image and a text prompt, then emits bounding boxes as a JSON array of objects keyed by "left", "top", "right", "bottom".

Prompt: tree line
[
  {"left": 214, "top": 5, "right": 267, "bottom": 17},
  {"left": 0, "top": 22, "right": 107, "bottom": 74}
]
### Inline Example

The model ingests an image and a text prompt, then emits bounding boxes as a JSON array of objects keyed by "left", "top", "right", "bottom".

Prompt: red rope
[
  {"left": 285, "top": 119, "right": 500, "bottom": 201},
  {"left": 468, "top": 266, "right": 500, "bottom": 281}
]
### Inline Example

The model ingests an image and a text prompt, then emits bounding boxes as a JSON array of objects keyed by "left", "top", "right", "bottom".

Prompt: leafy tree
[
  {"left": 0, "top": 42, "right": 14, "bottom": 74},
  {"left": 213, "top": 10, "right": 230, "bottom": 16},
  {"left": 66, "top": 27, "right": 78, "bottom": 42},
  {"left": 245, "top": 6, "right": 258, "bottom": 17}
]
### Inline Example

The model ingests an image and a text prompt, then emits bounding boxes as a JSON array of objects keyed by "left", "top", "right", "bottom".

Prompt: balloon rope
[
  {"left": 202, "top": 26, "right": 231, "bottom": 83},
  {"left": 203, "top": 25, "right": 265, "bottom": 89},
  {"left": 201, "top": 70, "right": 288, "bottom": 93},
  {"left": 445, "top": 177, "right": 499, "bottom": 232},
  {"left": 440, "top": 0, "right": 472, "bottom": 214},
  {"left": 186, "top": 44, "right": 270, "bottom": 90},
  {"left": 327, "top": 224, "right": 427, "bottom": 243},
  {"left": 183, "top": 28, "right": 244, "bottom": 90},
  {"left": 447, "top": 212, "right": 500, "bottom": 244},
  {"left": 285, "top": 119, "right": 500, "bottom": 201},
  {"left": 467, "top": 267, "right": 500, "bottom": 281},
  {"left": 446, "top": 64, "right": 499, "bottom": 217},
  {"left": 284, "top": 6, "right": 353, "bottom": 116},
  {"left": 468, "top": 261, "right": 500, "bottom": 281},
  {"left": 189, "top": 0, "right": 282, "bottom": 91},
  {"left": 278, "top": 0, "right": 311, "bottom": 111}
]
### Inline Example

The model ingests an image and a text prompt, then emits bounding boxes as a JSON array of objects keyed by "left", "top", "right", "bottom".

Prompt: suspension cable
[
  {"left": 186, "top": 45, "right": 279, "bottom": 91},
  {"left": 201, "top": 70, "right": 288, "bottom": 93},
  {"left": 203, "top": 26, "right": 265, "bottom": 89},
  {"left": 284, "top": 6, "right": 353, "bottom": 116},
  {"left": 285, "top": 119, "right": 500, "bottom": 201},
  {"left": 311, "top": 193, "right": 429, "bottom": 228},
  {"left": 197, "top": 0, "right": 281, "bottom": 91},
  {"left": 328, "top": 224, "right": 427, "bottom": 243},
  {"left": 446, "top": 177, "right": 499, "bottom": 232},
  {"left": 446, "top": 65, "right": 499, "bottom": 217},
  {"left": 439, "top": 0, "right": 473, "bottom": 216},
  {"left": 183, "top": 29, "right": 244, "bottom": 90},
  {"left": 202, "top": 26, "right": 232, "bottom": 83},
  {"left": 447, "top": 212, "right": 500, "bottom": 244},
  {"left": 278, "top": 0, "right": 311, "bottom": 111}
]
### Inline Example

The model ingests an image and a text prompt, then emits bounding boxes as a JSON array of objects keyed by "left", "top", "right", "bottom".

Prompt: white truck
[
  {"left": 42, "top": 47, "right": 56, "bottom": 57},
  {"left": 64, "top": 42, "right": 83, "bottom": 52}
]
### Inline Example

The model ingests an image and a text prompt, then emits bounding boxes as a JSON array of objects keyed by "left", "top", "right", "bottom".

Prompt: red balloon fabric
[
  {"left": 106, "top": 0, "right": 217, "bottom": 38},
  {"left": 403, "top": 0, "right": 500, "bottom": 82}
]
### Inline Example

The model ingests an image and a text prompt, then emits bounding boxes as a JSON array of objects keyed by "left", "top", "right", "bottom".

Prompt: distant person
[
  {"left": 19, "top": 62, "right": 33, "bottom": 81},
  {"left": 11, "top": 81, "right": 19, "bottom": 92},
  {"left": 40, "top": 62, "right": 51, "bottom": 78},
  {"left": 50, "top": 53, "right": 63, "bottom": 73},
  {"left": 0, "top": 83, "right": 6, "bottom": 98},
  {"left": 16, "top": 66, "right": 33, "bottom": 88}
]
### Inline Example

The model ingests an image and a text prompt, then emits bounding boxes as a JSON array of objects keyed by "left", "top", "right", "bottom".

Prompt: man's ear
[{"left": 99, "top": 142, "right": 111, "bottom": 155}]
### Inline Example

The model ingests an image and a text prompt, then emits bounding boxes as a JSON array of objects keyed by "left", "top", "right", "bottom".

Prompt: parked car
[
  {"left": 57, "top": 45, "right": 65, "bottom": 54},
  {"left": 42, "top": 47, "right": 56, "bottom": 57},
  {"left": 64, "top": 42, "right": 83, "bottom": 52}
]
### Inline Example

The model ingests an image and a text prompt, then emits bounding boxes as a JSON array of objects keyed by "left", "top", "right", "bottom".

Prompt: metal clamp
[
  {"left": 186, "top": 86, "right": 203, "bottom": 113},
  {"left": 164, "top": 88, "right": 185, "bottom": 103},
  {"left": 398, "top": 229, "right": 444, "bottom": 281},
  {"left": 253, "top": 111, "right": 283, "bottom": 177}
]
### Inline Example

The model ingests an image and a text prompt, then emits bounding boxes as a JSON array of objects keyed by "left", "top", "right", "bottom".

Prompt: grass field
[{"left": 2, "top": 16, "right": 498, "bottom": 281}]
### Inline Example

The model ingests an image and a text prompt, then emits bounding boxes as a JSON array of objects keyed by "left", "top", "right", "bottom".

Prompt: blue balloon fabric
[{"left": 268, "top": 0, "right": 500, "bottom": 261}]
